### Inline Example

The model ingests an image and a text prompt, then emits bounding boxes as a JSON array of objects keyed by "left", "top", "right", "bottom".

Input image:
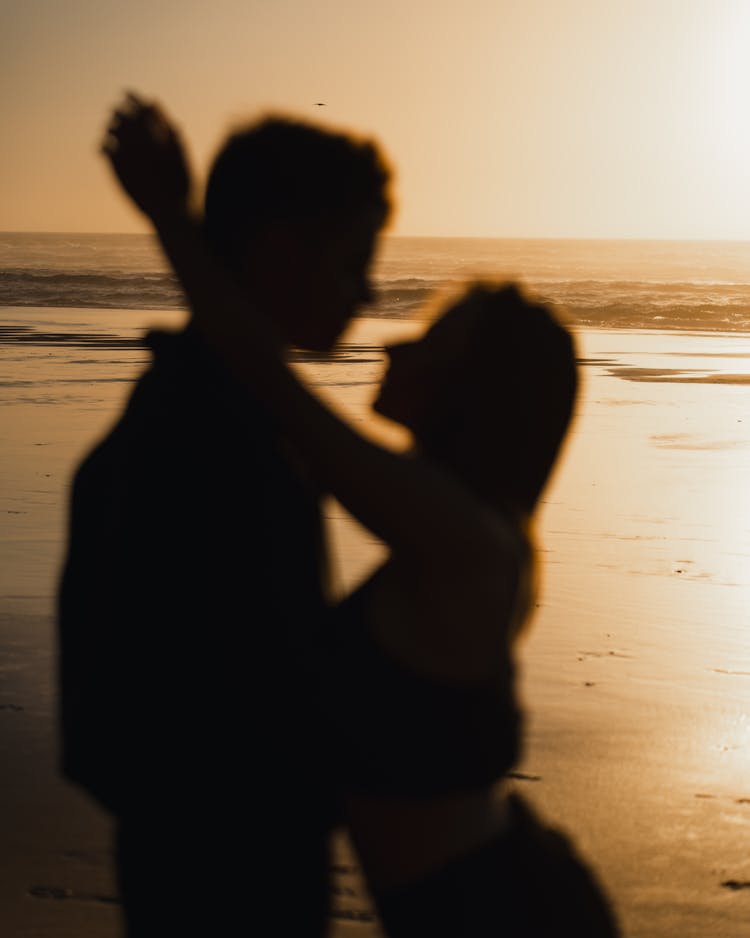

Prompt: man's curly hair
[{"left": 203, "top": 116, "right": 391, "bottom": 269}]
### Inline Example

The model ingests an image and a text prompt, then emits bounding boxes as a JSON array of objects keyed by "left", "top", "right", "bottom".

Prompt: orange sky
[{"left": 3, "top": 0, "right": 750, "bottom": 238}]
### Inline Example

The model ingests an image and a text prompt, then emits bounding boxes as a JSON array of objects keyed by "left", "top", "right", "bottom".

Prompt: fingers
[
  {"left": 101, "top": 101, "right": 150, "bottom": 156},
  {"left": 125, "top": 90, "right": 149, "bottom": 111},
  {"left": 120, "top": 90, "right": 174, "bottom": 135},
  {"left": 106, "top": 102, "right": 151, "bottom": 136},
  {"left": 104, "top": 91, "right": 154, "bottom": 136},
  {"left": 102, "top": 92, "right": 180, "bottom": 153}
]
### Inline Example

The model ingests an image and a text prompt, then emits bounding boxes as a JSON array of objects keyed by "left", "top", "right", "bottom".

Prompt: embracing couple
[{"left": 59, "top": 95, "right": 619, "bottom": 937}]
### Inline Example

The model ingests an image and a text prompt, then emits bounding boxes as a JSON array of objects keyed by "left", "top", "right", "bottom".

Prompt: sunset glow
[{"left": 4, "top": 0, "right": 750, "bottom": 238}]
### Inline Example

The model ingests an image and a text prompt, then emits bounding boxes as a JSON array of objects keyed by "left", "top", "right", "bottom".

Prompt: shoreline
[{"left": 4, "top": 305, "right": 750, "bottom": 340}]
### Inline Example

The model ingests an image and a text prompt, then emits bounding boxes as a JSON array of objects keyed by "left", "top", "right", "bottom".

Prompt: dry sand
[{"left": 3, "top": 310, "right": 750, "bottom": 936}]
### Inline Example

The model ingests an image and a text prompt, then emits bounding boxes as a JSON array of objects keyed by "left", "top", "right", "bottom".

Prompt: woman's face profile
[{"left": 374, "top": 296, "right": 481, "bottom": 434}]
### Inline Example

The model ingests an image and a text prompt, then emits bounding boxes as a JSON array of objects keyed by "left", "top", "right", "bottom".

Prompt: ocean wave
[
  {"left": 5, "top": 267, "right": 750, "bottom": 332},
  {"left": 365, "top": 278, "right": 750, "bottom": 331},
  {"left": 559, "top": 303, "right": 750, "bottom": 331},
  {"left": 0, "top": 269, "right": 185, "bottom": 310}
]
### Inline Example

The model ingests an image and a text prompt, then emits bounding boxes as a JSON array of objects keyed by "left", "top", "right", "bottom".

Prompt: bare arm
[{"left": 102, "top": 95, "right": 517, "bottom": 578}]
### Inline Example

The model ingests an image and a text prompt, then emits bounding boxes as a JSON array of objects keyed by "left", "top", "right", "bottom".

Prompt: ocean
[{"left": 4, "top": 232, "right": 750, "bottom": 330}]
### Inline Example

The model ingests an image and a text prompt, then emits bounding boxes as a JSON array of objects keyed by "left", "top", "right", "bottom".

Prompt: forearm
[{"left": 216, "top": 338, "right": 486, "bottom": 561}]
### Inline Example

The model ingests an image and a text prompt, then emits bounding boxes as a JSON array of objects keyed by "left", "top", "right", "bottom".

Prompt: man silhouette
[{"left": 59, "top": 109, "right": 390, "bottom": 936}]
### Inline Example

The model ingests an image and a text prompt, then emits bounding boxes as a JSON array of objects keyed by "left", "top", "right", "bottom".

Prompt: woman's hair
[{"left": 437, "top": 283, "right": 578, "bottom": 513}]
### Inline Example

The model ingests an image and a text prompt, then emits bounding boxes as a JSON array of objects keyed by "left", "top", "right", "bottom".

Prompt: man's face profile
[{"left": 261, "top": 207, "right": 383, "bottom": 351}]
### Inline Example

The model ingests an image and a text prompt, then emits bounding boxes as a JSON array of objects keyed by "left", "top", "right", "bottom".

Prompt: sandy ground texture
[{"left": 3, "top": 310, "right": 750, "bottom": 936}]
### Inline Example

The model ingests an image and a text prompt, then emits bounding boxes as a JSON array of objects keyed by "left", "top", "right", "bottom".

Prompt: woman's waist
[{"left": 343, "top": 780, "right": 511, "bottom": 892}]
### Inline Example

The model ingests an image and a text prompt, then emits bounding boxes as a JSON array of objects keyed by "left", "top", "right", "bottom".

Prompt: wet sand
[{"left": 3, "top": 309, "right": 750, "bottom": 935}]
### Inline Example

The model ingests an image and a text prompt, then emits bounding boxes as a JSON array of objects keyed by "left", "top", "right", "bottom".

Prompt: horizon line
[{"left": 3, "top": 229, "right": 750, "bottom": 245}]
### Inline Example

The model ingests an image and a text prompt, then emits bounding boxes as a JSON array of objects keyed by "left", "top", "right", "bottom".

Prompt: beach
[{"left": 2, "top": 303, "right": 750, "bottom": 936}]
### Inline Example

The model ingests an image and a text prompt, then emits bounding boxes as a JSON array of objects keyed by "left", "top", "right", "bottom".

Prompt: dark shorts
[{"left": 375, "top": 794, "right": 620, "bottom": 938}]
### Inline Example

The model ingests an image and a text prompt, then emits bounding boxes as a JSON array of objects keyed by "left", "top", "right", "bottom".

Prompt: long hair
[{"left": 433, "top": 283, "right": 578, "bottom": 513}]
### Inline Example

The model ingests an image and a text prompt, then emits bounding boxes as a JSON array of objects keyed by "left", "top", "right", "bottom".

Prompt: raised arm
[{"left": 102, "top": 95, "right": 517, "bottom": 577}]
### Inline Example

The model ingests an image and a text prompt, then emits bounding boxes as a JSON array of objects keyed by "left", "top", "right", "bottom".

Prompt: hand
[{"left": 102, "top": 92, "right": 192, "bottom": 223}]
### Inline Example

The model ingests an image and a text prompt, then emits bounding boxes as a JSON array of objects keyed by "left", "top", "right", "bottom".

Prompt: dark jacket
[{"left": 59, "top": 327, "right": 330, "bottom": 819}]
